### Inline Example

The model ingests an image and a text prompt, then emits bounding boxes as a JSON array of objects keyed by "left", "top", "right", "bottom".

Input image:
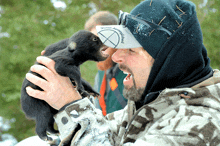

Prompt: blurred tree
[
  {"left": 199, "top": 0, "right": 220, "bottom": 69},
  {"left": 0, "top": 0, "right": 219, "bottom": 142},
  {"left": 0, "top": 0, "right": 140, "bottom": 141}
]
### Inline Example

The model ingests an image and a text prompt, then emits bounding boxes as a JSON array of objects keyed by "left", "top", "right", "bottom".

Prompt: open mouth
[
  {"left": 124, "top": 72, "right": 133, "bottom": 81},
  {"left": 100, "top": 45, "right": 109, "bottom": 58},
  {"left": 123, "top": 71, "right": 134, "bottom": 87}
]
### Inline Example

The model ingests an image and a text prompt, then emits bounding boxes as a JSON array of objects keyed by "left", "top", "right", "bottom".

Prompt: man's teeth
[
  {"left": 123, "top": 72, "right": 132, "bottom": 80},
  {"left": 123, "top": 71, "right": 130, "bottom": 75}
]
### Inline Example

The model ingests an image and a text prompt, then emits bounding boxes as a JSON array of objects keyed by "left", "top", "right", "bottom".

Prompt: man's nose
[{"left": 112, "top": 49, "right": 125, "bottom": 63}]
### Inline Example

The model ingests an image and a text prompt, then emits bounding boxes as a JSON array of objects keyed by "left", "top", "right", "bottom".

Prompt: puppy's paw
[
  {"left": 71, "top": 80, "right": 77, "bottom": 88},
  {"left": 89, "top": 92, "right": 101, "bottom": 99},
  {"left": 80, "top": 90, "right": 90, "bottom": 98}
]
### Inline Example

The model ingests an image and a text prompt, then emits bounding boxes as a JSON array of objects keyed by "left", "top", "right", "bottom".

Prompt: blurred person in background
[{"left": 84, "top": 11, "right": 127, "bottom": 116}]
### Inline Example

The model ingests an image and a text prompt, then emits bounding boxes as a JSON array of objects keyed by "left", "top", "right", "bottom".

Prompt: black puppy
[{"left": 20, "top": 30, "right": 107, "bottom": 141}]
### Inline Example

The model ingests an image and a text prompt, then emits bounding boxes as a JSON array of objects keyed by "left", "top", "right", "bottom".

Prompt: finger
[
  {"left": 30, "top": 64, "right": 55, "bottom": 81},
  {"left": 26, "top": 86, "right": 45, "bottom": 100},
  {"left": 36, "top": 56, "right": 57, "bottom": 74},
  {"left": 41, "top": 50, "right": 46, "bottom": 55},
  {"left": 26, "top": 73, "right": 48, "bottom": 90}
]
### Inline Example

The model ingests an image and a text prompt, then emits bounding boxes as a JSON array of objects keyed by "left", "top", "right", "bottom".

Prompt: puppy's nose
[{"left": 68, "top": 42, "right": 76, "bottom": 52}]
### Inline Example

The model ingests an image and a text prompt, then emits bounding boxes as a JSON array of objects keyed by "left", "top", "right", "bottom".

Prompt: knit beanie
[{"left": 125, "top": 0, "right": 195, "bottom": 59}]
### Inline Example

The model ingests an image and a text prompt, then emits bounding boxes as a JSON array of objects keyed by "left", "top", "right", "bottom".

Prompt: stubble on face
[
  {"left": 123, "top": 86, "right": 145, "bottom": 102},
  {"left": 119, "top": 64, "right": 145, "bottom": 102}
]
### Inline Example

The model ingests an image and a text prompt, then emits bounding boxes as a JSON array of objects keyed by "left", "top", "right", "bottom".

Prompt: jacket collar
[
  {"left": 137, "top": 70, "right": 220, "bottom": 120},
  {"left": 137, "top": 70, "right": 219, "bottom": 109}
]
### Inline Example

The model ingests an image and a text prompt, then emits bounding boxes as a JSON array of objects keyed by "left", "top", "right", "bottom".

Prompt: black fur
[{"left": 20, "top": 30, "right": 106, "bottom": 141}]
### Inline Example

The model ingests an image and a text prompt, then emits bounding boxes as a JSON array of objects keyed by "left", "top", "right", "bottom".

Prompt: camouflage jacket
[{"left": 54, "top": 69, "right": 220, "bottom": 146}]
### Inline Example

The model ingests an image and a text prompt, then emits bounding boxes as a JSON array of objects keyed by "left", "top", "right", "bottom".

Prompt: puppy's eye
[{"left": 92, "top": 37, "right": 98, "bottom": 41}]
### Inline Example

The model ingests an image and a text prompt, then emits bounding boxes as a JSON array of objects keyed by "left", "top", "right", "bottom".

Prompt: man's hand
[
  {"left": 26, "top": 56, "right": 82, "bottom": 110},
  {"left": 41, "top": 50, "right": 46, "bottom": 55}
]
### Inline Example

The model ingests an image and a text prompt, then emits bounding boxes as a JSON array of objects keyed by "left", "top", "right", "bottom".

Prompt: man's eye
[{"left": 129, "top": 49, "right": 135, "bottom": 52}]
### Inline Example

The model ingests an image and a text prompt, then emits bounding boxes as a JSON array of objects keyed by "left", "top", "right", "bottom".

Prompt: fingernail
[
  {"left": 26, "top": 86, "right": 31, "bottom": 92},
  {"left": 26, "top": 73, "right": 31, "bottom": 79},
  {"left": 30, "top": 65, "right": 36, "bottom": 71},
  {"left": 36, "top": 56, "right": 43, "bottom": 62}
]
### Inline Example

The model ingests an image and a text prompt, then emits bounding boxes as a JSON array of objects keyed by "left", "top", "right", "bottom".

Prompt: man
[
  {"left": 84, "top": 11, "right": 127, "bottom": 115},
  {"left": 26, "top": 0, "right": 220, "bottom": 145}
]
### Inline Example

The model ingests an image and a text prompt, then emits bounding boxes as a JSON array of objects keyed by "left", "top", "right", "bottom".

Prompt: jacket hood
[{"left": 129, "top": 0, "right": 213, "bottom": 108}]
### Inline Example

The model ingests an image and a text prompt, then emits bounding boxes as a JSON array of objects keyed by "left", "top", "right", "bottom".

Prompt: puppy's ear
[{"left": 68, "top": 42, "right": 77, "bottom": 52}]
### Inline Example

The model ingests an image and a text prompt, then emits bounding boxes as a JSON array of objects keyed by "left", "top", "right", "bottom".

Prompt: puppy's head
[{"left": 68, "top": 30, "right": 108, "bottom": 62}]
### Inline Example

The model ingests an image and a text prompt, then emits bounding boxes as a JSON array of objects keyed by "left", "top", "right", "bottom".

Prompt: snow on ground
[
  {"left": 50, "top": 0, "right": 67, "bottom": 11},
  {"left": 0, "top": 116, "right": 17, "bottom": 146}
]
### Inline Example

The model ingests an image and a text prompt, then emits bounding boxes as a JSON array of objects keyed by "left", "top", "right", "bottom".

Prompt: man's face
[
  {"left": 90, "top": 27, "right": 116, "bottom": 71},
  {"left": 112, "top": 47, "right": 154, "bottom": 101}
]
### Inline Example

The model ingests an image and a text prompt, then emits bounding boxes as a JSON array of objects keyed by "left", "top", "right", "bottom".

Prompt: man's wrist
[{"left": 58, "top": 99, "right": 82, "bottom": 112}]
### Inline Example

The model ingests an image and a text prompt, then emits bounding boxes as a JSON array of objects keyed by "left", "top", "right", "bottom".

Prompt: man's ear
[{"left": 68, "top": 42, "right": 77, "bottom": 52}]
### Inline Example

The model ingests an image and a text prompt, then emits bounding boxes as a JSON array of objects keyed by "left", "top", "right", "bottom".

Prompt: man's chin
[{"left": 123, "top": 86, "right": 144, "bottom": 102}]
